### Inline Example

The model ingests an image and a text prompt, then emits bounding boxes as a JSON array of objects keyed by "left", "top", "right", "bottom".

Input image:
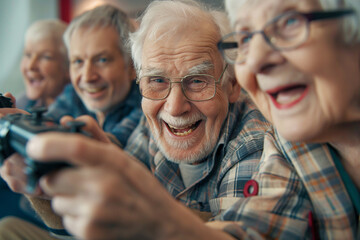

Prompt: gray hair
[
  {"left": 225, "top": 0, "right": 360, "bottom": 44},
  {"left": 129, "top": 0, "right": 235, "bottom": 83},
  {"left": 25, "top": 19, "right": 68, "bottom": 59},
  {"left": 63, "top": 4, "right": 135, "bottom": 63}
]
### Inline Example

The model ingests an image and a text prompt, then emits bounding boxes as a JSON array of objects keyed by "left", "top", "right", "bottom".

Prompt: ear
[{"left": 227, "top": 77, "right": 241, "bottom": 103}]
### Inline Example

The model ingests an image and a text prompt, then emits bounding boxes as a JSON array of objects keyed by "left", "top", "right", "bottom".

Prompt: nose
[
  {"left": 27, "top": 56, "right": 38, "bottom": 71},
  {"left": 246, "top": 32, "right": 283, "bottom": 73},
  {"left": 81, "top": 62, "right": 97, "bottom": 82},
  {"left": 163, "top": 83, "right": 191, "bottom": 116}
]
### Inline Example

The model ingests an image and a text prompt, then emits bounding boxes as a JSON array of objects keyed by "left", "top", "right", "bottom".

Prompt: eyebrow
[
  {"left": 141, "top": 61, "right": 214, "bottom": 77},
  {"left": 188, "top": 61, "right": 214, "bottom": 75},
  {"left": 70, "top": 50, "right": 110, "bottom": 60},
  {"left": 140, "top": 67, "right": 165, "bottom": 76}
]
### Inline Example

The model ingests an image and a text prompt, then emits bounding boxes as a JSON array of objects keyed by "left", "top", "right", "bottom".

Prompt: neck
[
  {"left": 95, "top": 111, "right": 106, "bottom": 127},
  {"left": 38, "top": 97, "right": 55, "bottom": 108}
]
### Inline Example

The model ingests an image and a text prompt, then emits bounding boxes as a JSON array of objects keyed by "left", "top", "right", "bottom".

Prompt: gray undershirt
[{"left": 179, "top": 161, "right": 208, "bottom": 188}]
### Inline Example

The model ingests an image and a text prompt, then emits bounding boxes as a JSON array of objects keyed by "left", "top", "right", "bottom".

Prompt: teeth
[
  {"left": 173, "top": 128, "right": 194, "bottom": 136},
  {"left": 275, "top": 87, "right": 305, "bottom": 104},
  {"left": 85, "top": 87, "right": 103, "bottom": 93},
  {"left": 276, "top": 94, "right": 299, "bottom": 104},
  {"left": 167, "top": 122, "right": 197, "bottom": 136},
  {"left": 168, "top": 123, "right": 194, "bottom": 130}
]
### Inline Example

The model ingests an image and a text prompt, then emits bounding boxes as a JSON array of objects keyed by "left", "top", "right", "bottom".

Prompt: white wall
[{"left": 0, "top": 0, "right": 57, "bottom": 97}]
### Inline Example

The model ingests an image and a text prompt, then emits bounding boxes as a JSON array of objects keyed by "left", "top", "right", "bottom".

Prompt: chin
[{"left": 156, "top": 138, "right": 214, "bottom": 164}]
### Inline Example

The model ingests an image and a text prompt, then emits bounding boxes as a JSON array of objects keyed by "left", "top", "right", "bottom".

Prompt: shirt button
[{"left": 244, "top": 179, "right": 259, "bottom": 197}]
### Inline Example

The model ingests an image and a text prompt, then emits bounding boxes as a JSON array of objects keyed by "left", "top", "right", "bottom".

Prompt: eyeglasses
[
  {"left": 218, "top": 9, "right": 355, "bottom": 64},
  {"left": 136, "top": 65, "right": 228, "bottom": 101}
]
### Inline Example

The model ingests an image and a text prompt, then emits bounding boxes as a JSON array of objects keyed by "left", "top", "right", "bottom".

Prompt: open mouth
[
  {"left": 165, "top": 120, "right": 201, "bottom": 136},
  {"left": 29, "top": 78, "right": 43, "bottom": 87},
  {"left": 267, "top": 84, "right": 308, "bottom": 109}
]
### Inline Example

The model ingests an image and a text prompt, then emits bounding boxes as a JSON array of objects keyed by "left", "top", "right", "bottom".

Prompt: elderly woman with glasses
[{"left": 215, "top": 0, "right": 360, "bottom": 239}]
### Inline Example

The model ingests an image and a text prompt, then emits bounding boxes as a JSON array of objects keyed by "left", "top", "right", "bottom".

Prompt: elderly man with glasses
[{"left": 0, "top": 0, "right": 271, "bottom": 239}]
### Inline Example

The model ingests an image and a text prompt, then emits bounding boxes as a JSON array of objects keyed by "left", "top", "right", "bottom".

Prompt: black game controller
[
  {"left": 0, "top": 93, "right": 13, "bottom": 108},
  {"left": 0, "top": 107, "right": 89, "bottom": 192}
]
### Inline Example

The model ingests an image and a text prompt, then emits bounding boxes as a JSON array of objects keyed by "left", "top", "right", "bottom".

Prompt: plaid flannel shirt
[
  {"left": 45, "top": 80, "right": 142, "bottom": 147},
  {"left": 125, "top": 93, "right": 271, "bottom": 217},
  {"left": 220, "top": 127, "right": 358, "bottom": 239}
]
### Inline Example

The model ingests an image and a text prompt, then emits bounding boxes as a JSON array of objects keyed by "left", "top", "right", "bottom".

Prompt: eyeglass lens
[{"left": 138, "top": 75, "right": 216, "bottom": 101}]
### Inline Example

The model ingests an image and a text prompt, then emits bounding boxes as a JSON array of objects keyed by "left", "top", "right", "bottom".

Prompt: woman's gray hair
[
  {"left": 129, "top": 0, "right": 235, "bottom": 83},
  {"left": 25, "top": 19, "right": 68, "bottom": 59},
  {"left": 225, "top": 0, "right": 360, "bottom": 44},
  {"left": 63, "top": 4, "right": 135, "bottom": 63}
]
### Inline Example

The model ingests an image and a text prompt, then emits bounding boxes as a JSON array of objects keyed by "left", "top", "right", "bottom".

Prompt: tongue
[
  {"left": 276, "top": 86, "right": 306, "bottom": 105},
  {"left": 31, "top": 80, "right": 43, "bottom": 87}
]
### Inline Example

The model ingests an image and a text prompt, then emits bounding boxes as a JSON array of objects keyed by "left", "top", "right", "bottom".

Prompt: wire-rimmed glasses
[
  {"left": 136, "top": 65, "right": 228, "bottom": 102},
  {"left": 218, "top": 9, "right": 355, "bottom": 64}
]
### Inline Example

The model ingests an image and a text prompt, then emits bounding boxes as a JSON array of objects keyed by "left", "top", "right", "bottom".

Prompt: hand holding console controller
[{"left": 0, "top": 107, "right": 89, "bottom": 192}]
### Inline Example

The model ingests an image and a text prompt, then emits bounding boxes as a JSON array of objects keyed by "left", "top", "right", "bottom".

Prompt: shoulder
[{"left": 224, "top": 92, "right": 271, "bottom": 159}]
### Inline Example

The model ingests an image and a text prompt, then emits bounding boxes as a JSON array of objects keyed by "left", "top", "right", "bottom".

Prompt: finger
[
  {"left": 60, "top": 115, "right": 110, "bottom": 143},
  {"left": 40, "top": 168, "right": 86, "bottom": 196},
  {"left": 62, "top": 215, "right": 85, "bottom": 239},
  {"left": 59, "top": 115, "right": 75, "bottom": 125},
  {"left": 27, "top": 132, "right": 155, "bottom": 197},
  {"left": 27, "top": 133, "right": 126, "bottom": 168},
  {"left": 73, "top": 115, "right": 111, "bottom": 143},
  {"left": 0, "top": 107, "right": 28, "bottom": 115},
  {"left": 51, "top": 195, "right": 85, "bottom": 217},
  {"left": 41, "top": 167, "right": 141, "bottom": 220},
  {"left": 0, "top": 154, "right": 28, "bottom": 193}
]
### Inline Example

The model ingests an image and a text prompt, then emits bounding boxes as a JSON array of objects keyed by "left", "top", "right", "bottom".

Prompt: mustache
[{"left": 158, "top": 111, "right": 206, "bottom": 126}]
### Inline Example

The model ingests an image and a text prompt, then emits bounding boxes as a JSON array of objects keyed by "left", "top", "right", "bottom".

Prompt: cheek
[
  {"left": 235, "top": 66, "right": 257, "bottom": 94},
  {"left": 40, "top": 63, "right": 59, "bottom": 77},
  {"left": 141, "top": 99, "right": 162, "bottom": 123},
  {"left": 198, "top": 98, "right": 228, "bottom": 130}
]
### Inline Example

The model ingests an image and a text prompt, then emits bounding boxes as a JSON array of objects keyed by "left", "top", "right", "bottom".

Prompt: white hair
[
  {"left": 225, "top": 0, "right": 360, "bottom": 44},
  {"left": 129, "top": 0, "right": 235, "bottom": 83},
  {"left": 63, "top": 4, "right": 135, "bottom": 63},
  {"left": 25, "top": 19, "right": 68, "bottom": 59}
]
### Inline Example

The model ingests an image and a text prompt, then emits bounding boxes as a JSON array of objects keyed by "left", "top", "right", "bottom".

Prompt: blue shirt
[{"left": 46, "top": 81, "right": 143, "bottom": 147}]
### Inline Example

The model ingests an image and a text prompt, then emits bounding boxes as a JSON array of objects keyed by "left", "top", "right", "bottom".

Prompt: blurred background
[{"left": 0, "top": 0, "right": 224, "bottom": 98}]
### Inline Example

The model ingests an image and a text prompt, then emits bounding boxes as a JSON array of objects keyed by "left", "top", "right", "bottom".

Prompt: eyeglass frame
[
  {"left": 217, "top": 9, "right": 355, "bottom": 64},
  {"left": 136, "top": 64, "right": 229, "bottom": 102}
]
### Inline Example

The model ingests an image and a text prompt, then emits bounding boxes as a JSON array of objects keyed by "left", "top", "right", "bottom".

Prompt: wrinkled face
[
  {"left": 141, "top": 23, "right": 239, "bottom": 164},
  {"left": 229, "top": 0, "right": 360, "bottom": 142},
  {"left": 69, "top": 26, "right": 133, "bottom": 114},
  {"left": 21, "top": 37, "right": 69, "bottom": 102}
]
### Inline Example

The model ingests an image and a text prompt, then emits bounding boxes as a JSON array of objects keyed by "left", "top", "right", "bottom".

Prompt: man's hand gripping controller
[{"left": 0, "top": 107, "right": 89, "bottom": 192}]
